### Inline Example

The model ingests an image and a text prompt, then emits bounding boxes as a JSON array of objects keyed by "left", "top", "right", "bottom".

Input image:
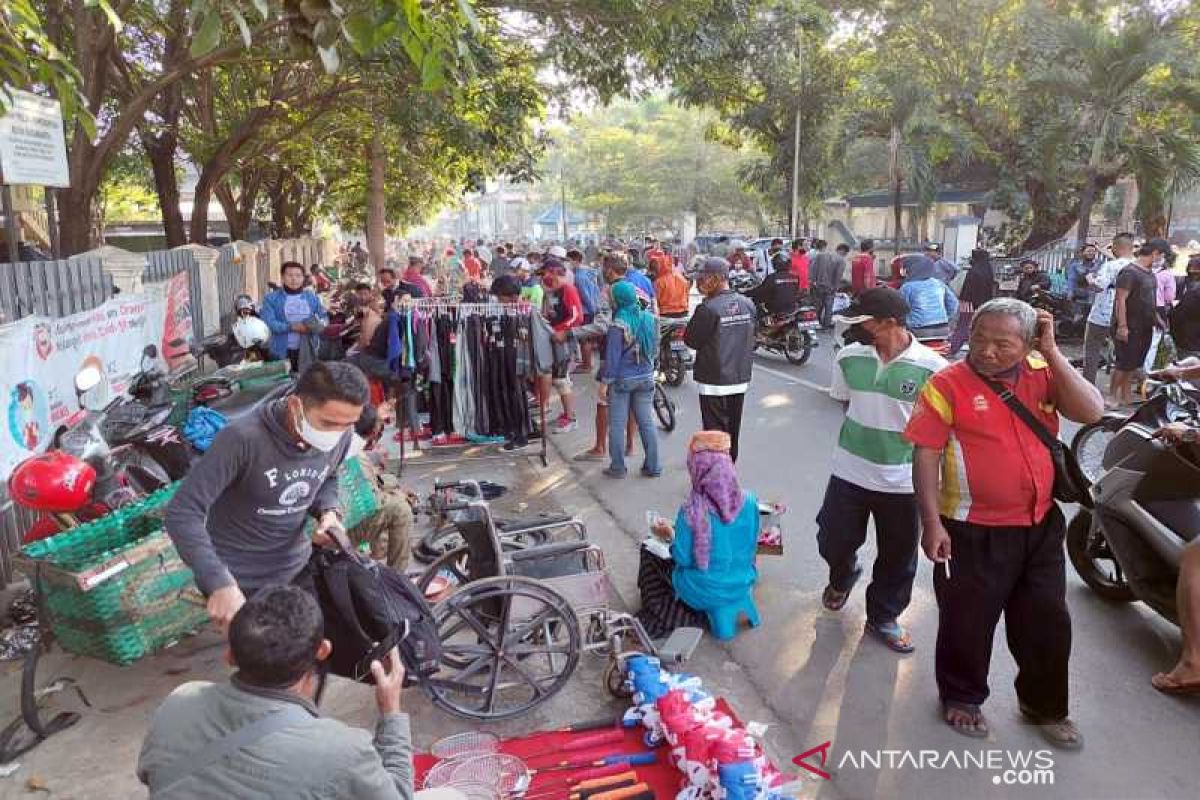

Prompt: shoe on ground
[
  {"left": 573, "top": 450, "right": 606, "bottom": 462},
  {"left": 503, "top": 439, "right": 530, "bottom": 452},
  {"left": 602, "top": 467, "right": 628, "bottom": 478}
]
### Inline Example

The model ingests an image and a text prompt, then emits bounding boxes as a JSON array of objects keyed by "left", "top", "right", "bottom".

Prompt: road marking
[{"left": 755, "top": 363, "right": 830, "bottom": 394}]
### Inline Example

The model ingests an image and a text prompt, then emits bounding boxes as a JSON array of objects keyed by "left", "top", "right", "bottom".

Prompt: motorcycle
[
  {"left": 754, "top": 305, "right": 818, "bottom": 365},
  {"left": 1026, "top": 287, "right": 1086, "bottom": 342},
  {"left": 8, "top": 356, "right": 185, "bottom": 543},
  {"left": 196, "top": 295, "right": 272, "bottom": 368},
  {"left": 657, "top": 318, "right": 693, "bottom": 387},
  {"left": 1066, "top": 375, "right": 1200, "bottom": 621},
  {"left": 732, "top": 272, "right": 818, "bottom": 365}
]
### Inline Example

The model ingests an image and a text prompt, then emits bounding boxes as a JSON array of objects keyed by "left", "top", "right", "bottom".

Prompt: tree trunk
[
  {"left": 1074, "top": 170, "right": 1099, "bottom": 250},
  {"left": 189, "top": 172, "right": 217, "bottom": 244},
  {"left": 58, "top": 182, "right": 99, "bottom": 254},
  {"left": 366, "top": 126, "right": 387, "bottom": 271},
  {"left": 143, "top": 136, "right": 187, "bottom": 247}
]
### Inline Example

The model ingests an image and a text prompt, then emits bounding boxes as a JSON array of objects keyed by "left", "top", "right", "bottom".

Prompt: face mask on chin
[
  {"left": 293, "top": 402, "right": 344, "bottom": 452},
  {"left": 842, "top": 323, "right": 876, "bottom": 347}
]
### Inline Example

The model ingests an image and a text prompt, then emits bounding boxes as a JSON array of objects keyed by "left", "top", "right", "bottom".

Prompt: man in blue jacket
[{"left": 261, "top": 261, "right": 328, "bottom": 373}]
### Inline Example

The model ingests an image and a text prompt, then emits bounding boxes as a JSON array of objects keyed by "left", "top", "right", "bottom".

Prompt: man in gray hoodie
[{"left": 165, "top": 361, "right": 369, "bottom": 631}]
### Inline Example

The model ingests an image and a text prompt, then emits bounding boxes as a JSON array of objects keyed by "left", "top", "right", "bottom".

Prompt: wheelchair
[{"left": 413, "top": 480, "right": 696, "bottom": 720}]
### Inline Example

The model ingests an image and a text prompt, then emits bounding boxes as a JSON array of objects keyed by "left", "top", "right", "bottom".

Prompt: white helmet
[{"left": 232, "top": 315, "right": 270, "bottom": 349}]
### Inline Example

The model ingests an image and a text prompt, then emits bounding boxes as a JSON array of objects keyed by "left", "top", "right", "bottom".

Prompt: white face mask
[
  {"left": 347, "top": 433, "right": 368, "bottom": 460},
  {"left": 294, "top": 404, "right": 344, "bottom": 452}
]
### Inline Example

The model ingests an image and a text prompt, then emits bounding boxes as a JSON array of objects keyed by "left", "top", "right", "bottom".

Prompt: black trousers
[
  {"left": 698, "top": 393, "right": 745, "bottom": 462},
  {"left": 934, "top": 505, "right": 1071, "bottom": 720},
  {"left": 815, "top": 476, "right": 919, "bottom": 624}
]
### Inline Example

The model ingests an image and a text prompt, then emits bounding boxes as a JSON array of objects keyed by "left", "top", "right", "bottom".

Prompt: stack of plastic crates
[{"left": 13, "top": 483, "right": 208, "bottom": 666}]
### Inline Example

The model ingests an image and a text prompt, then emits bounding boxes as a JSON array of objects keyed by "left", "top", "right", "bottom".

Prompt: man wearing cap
[
  {"left": 818, "top": 288, "right": 947, "bottom": 654},
  {"left": 684, "top": 257, "right": 756, "bottom": 462},
  {"left": 925, "top": 242, "right": 957, "bottom": 285}
]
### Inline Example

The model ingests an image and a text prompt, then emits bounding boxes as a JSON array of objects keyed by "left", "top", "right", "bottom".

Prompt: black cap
[
  {"left": 490, "top": 275, "right": 522, "bottom": 297},
  {"left": 835, "top": 287, "right": 910, "bottom": 324}
]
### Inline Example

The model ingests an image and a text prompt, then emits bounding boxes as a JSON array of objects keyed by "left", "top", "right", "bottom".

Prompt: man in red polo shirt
[{"left": 904, "top": 297, "right": 1103, "bottom": 749}]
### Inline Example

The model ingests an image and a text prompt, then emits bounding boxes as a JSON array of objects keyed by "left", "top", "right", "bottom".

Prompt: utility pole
[
  {"left": 790, "top": 29, "right": 803, "bottom": 239},
  {"left": 559, "top": 165, "right": 568, "bottom": 242}
]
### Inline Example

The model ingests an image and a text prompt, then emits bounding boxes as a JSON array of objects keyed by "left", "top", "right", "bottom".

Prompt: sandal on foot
[
  {"left": 1151, "top": 672, "right": 1200, "bottom": 696},
  {"left": 864, "top": 620, "right": 915, "bottom": 654},
  {"left": 821, "top": 584, "right": 851, "bottom": 611},
  {"left": 1019, "top": 705, "right": 1084, "bottom": 750},
  {"left": 943, "top": 701, "right": 989, "bottom": 739}
]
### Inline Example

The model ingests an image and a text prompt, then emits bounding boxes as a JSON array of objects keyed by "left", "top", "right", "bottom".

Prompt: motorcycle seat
[{"left": 1143, "top": 500, "right": 1200, "bottom": 543}]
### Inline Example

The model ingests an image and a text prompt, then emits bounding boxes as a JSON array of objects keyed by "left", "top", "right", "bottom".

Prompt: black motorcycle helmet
[
  {"left": 234, "top": 294, "right": 256, "bottom": 316},
  {"left": 771, "top": 252, "right": 790, "bottom": 272}
]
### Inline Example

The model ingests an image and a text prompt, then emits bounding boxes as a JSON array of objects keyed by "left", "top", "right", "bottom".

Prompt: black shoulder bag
[{"left": 981, "top": 379, "right": 1093, "bottom": 508}]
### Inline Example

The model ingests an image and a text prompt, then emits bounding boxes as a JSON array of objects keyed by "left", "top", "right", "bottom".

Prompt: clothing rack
[
  {"left": 406, "top": 298, "right": 536, "bottom": 316},
  {"left": 391, "top": 299, "right": 548, "bottom": 469}
]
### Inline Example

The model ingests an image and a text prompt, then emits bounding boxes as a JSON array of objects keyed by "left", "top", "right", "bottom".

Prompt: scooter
[
  {"left": 8, "top": 358, "right": 181, "bottom": 543},
  {"left": 1066, "top": 377, "right": 1200, "bottom": 622}
]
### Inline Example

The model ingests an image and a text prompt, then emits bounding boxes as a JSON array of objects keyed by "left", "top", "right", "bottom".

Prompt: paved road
[{"left": 548, "top": 328, "right": 1197, "bottom": 800}]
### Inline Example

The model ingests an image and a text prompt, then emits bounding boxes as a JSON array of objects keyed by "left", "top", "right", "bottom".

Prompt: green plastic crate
[
  {"left": 14, "top": 483, "right": 208, "bottom": 666},
  {"left": 303, "top": 457, "right": 380, "bottom": 534}
]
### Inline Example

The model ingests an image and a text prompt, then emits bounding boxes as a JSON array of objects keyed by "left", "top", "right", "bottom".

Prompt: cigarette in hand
[{"left": 943, "top": 557, "right": 952, "bottom": 580}]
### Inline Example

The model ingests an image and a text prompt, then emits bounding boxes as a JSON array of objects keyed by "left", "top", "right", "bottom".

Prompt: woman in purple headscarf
[{"left": 636, "top": 431, "right": 762, "bottom": 641}]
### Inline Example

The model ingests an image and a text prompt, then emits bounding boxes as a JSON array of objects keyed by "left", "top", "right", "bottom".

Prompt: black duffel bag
[{"left": 302, "top": 532, "right": 442, "bottom": 684}]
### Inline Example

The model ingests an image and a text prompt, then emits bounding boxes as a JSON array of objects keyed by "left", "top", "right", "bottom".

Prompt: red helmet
[{"left": 8, "top": 451, "right": 97, "bottom": 514}]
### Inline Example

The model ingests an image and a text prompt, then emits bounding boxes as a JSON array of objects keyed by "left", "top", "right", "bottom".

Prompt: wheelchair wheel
[
  {"left": 423, "top": 576, "right": 581, "bottom": 720},
  {"left": 416, "top": 546, "right": 472, "bottom": 597},
  {"left": 653, "top": 384, "right": 676, "bottom": 432}
]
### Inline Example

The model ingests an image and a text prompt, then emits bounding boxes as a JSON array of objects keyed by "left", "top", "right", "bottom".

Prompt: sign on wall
[
  {"left": 0, "top": 281, "right": 191, "bottom": 478},
  {"left": 0, "top": 90, "right": 70, "bottom": 187}
]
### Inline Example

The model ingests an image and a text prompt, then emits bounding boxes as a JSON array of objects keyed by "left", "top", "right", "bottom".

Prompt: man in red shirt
[
  {"left": 789, "top": 239, "right": 810, "bottom": 290},
  {"left": 904, "top": 297, "right": 1102, "bottom": 749},
  {"left": 850, "top": 240, "right": 877, "bottom": 295},
  {"left": 541, "top": 259, "right": 584, "bottom": 433}
]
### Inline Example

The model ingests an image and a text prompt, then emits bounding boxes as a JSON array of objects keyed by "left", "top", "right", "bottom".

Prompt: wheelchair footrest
[{"left": 656, "top": 626, "right": 703, "bottom": 666}]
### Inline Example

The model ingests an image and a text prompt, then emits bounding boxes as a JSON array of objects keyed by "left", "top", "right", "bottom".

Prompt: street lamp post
[{"left": 790, "top": 31, "right": 803, "bottom": 238}]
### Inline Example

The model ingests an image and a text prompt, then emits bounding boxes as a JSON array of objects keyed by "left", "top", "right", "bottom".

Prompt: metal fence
[
  {"left": 144, "top": 248, "right": 203, "bottom": 341},
  {"left": 215, "top": 244, "right": 245, "bottom": 332},
  {"left": 0, "top": 257, "right": 111, "bottom": 325},
  {"left": 0, "top": 256, "right": 113, "bottom": 588}
]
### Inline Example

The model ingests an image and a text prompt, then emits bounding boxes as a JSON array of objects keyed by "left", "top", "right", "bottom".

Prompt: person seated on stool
[{"left": 637, "top": 431, "right": 761, "bottom": 641}]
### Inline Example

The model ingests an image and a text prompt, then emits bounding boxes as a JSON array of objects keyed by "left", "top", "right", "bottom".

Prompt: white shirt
[{"left": 1087, "top": 257, "right": 1131, "bottom": 327}]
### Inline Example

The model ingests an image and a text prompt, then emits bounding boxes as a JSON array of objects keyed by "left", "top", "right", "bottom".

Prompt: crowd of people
[{"left": 130, "top": 230, "right": 1200, "bottom": 796}]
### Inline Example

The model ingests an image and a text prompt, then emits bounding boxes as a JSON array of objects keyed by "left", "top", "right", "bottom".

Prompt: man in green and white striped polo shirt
[{"left": 817, "top": 287, "right": 948, "bottom": 653}]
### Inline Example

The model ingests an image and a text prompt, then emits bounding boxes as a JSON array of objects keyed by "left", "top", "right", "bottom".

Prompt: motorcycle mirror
[{"left": 74, "top": 364, "right": 103, "bottom": 395}]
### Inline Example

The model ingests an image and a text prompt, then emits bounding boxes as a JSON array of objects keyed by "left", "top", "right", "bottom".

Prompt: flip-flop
[
  {"left": 864, "top": 620, "right": 915, "bottom": 654},
  {"left": 1151, "top": 672, "right": 1200, "bottom": 696},
  {"left": 943, "top": 701, "right": 989, "bottom": 738},
  {"left": 1019, "top": 707, "right": 1084, "bottom": 750},
  {"left": 821, "top": 584, "right": 850, "bottom": 611}
]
